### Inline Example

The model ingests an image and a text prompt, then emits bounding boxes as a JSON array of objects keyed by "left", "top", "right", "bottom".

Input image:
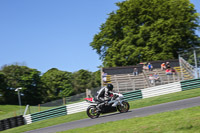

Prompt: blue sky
[{"left": 0, "top": 0, "right": 199, "bottom": 74}]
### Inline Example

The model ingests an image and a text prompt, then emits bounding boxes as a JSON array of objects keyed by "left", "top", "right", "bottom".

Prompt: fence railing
[{"left": 179, "top": 57, "right": 195, "bottom": 80}]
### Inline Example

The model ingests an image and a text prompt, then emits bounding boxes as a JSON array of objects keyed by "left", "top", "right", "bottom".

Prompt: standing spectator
[
  {"left": 166, "top": 62, "right": 171, "bottom": 68},
  {"left": 161, "top": 63, "right": 166, "bottom": 70},
  {"left": 102, "top": 72, "right": 107, "bottom": 83},
  {"left": 148, "top": 63, "right": 153, "bottom": 71},
  {"left": 133, "top": 68, "right": 138, "bottom": 76}
]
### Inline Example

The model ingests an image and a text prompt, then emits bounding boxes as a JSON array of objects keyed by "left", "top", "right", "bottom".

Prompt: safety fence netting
[{"left": 25, "top": 87, "right": 100, "bottom": 115}]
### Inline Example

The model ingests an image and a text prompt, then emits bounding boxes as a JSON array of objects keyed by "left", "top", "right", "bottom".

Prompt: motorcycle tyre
[
  {"left": 117, "top": 101, "right": 130, "bottom": 113},
  {"left": 86, "top": 105, "right": 100, "bottom": 119}
]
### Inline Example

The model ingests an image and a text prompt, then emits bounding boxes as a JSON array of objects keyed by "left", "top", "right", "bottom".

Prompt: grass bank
[
  {"left": 63, "top": 106, "right": 200, "bottom": 133},
  {"left": 2, "top": 88, "right": 200, "bottom": 133},
  {"left": 0, "top": 105, "right": 26, "bottom": 120}
]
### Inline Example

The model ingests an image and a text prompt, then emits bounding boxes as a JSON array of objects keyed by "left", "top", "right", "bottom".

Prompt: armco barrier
[
  {"left": 30, "top": 105, "right": 66, "bottom": 123},
  {"left": 181, "top": 78, "right": 200, "bottom": 91},
  {"left": 123, "top": 90, "right": 143, "bottom": 101},
  {"left": 66, "top": 101, "right": 91, "bottom": 115},
  {"left": 141, "top": 82, "right": 182, "bottom": 99},
  {"left": 0, "top": 115, "right": 25, "bottom": 131},
  {"left": 23, "top": 114, "right": 32, "bottom": 124}
]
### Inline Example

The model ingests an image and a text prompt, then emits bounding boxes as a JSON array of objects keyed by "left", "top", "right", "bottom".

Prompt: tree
[
  {"left": 72, "top": 69, "right": 93, "bottom": 93},
  {"left": 91, "top": 70, "right": 101, "bottom": 88},
  {"left": 90, "top": 0, "right": 200, "bottom": 67},
  {"left": 1, "top": 65, "right": 42, "bottom": 105},
  {"left": 41, "top": 68, "right": 74, "bottom": 101},
  {"left": 0, "top": 72, "right": 7, "bottom": 103}
]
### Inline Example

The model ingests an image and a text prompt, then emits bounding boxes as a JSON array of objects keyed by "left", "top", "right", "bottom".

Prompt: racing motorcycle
[{"left": 84, "top": 93, "right": 130, "bottom": 119}]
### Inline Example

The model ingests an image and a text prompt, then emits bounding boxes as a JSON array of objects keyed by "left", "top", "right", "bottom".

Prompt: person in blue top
[{"left": 148, "top": 62, "right": 153, "bottom": 71}]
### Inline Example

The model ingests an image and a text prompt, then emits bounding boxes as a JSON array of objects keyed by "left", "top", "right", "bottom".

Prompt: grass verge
[
  {"left": 1, "top": 88, "right": 200, "bottom": 133},
  {"left": 62, "top": 106, "right": 200, "bottom": 133},
  {"left": 0, "top": 105, "right": 26, "bottom": 120}
]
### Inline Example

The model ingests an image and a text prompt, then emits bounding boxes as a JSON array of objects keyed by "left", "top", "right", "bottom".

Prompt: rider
[{"left": 96, "top": 83, "right": 114, "bottom": 111}]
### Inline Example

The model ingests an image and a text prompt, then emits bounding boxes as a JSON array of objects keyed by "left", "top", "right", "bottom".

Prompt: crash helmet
[{"left": 107, "top": 84, "right": 113, "bottom": 91}]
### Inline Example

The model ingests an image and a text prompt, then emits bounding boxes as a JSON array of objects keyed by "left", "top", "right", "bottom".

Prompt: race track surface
[{"left": 25, "top": 96, "right": 200, "bottom": 133}]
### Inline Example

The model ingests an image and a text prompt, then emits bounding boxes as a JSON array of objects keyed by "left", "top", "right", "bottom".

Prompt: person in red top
[{"left": 165, "top": 68, "right": 172, "bottom": 75}]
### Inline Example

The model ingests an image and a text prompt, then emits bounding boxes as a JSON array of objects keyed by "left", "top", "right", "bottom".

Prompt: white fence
[
  {"left": 141, "top": 82, "right": 182, "bottom": 99},
  {"left": 66, "top": 101, "right": 91, "bottom": 115},
  {"left": 23, "top": 114, "right": 32, "bottom": 124}
]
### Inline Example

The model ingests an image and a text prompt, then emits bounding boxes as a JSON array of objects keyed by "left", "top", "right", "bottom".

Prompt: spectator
[
  {"left": 165, "top": 68, "right": 172, "bottom": 75},
  {"left": 166, "top": 62, "right": 171, "bottom": 69},
  {"left": 161, "top": 63, "right": 166, "bottom": 70},
  {"left": 171, "top": 67, "right": 176, "bottom": 75},
  {"left": 148, "top": 62, "right": 153, "bottom": 71},
  {"left": 143, "top": 64, "right": 148, "bottom": 71},
  {"left": 133, "top": 68, "right": 138, "bottom": 76},
  {"left": 149, "top": 74, "right": 154, "bottom": 84},
  {"left": 153, "top": 73, "right": 160, "bottom": 82},
  {"left": 102, "top": 72, "right": 107, "bottom": 82}
]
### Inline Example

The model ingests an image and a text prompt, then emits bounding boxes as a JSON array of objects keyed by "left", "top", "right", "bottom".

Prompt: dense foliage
[
  {"left": 0, "top": 65, "right": 100, "bottom": 105},
  {"left": 0, "top": 65, "right": 43, "bottom": 105},
  {"left": 90, "top": 0, "right": 200, "bottom": 67}
]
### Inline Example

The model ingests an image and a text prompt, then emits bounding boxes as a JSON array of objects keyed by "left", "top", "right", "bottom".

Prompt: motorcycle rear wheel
[
  {"left": 86, "top": 105, "right": 100, "bottom": 119},
  {"left": 117, "top": 101, "right": 130, "bottom": 113}
]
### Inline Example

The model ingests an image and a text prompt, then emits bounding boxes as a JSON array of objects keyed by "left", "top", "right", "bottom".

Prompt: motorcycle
[{"left": 84, "top": 93, "right": 130, "bottom": 119}]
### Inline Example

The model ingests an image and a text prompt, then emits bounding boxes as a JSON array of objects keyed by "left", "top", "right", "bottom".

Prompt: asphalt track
[{"left": 25, "top": 96, "right": 200, "bottom": 133}]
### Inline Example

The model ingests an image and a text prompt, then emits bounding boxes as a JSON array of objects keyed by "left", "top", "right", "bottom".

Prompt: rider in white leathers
[{"left": 96, "top": 84, "right": 114, "bottom": 111}]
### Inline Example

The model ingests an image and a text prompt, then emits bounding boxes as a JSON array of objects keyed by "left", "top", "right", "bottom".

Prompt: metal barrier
[
  {"left": 181, "top": 78, "right": 200, "bottom": 91},
  {"left": 141, "top": 82, "right": 181, "bottom": 99},
  {"left": 123, "top": 90, "right": 143, "bottom": 101},
  {"left": 30, "top": 106, "right": 66, "bottom": 123}
]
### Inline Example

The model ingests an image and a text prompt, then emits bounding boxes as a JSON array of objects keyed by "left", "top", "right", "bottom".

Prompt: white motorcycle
[{"left": 85, "top": 93, "right": 130, "bottom": 119}]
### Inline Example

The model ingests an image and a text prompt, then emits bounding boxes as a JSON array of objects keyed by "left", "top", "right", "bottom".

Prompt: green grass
[
  {"left": 63, "top": 106, "right": 200, "bottom": 133},
  {"left": 0, "top": 105, "right": 26, "bottom": 120},
  {"left": 1, "top": 88, "right": 200, "bottom": 133},
  {"left": 0, "top": 105, "right": 58, "bottom": 120}
]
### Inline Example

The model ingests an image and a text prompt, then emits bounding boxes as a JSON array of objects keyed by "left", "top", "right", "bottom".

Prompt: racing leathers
[{"left": 96, "top": 86, "right": 113, "bottom": 111}]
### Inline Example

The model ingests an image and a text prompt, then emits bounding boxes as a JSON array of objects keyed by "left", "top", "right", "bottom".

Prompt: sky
[{"left": 0, "top": 0, "right": 199, "bottom": 74}]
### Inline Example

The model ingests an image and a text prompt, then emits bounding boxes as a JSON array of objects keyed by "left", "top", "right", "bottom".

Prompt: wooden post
[
  {"left": 14, "top": 111, "right": 16, "bottom": 117},
  {"left": 101, "top": 67, "right": 103, "bottom": 87},
  {"left": 63, "top": 97, "right": 66, "bottom": 105}
]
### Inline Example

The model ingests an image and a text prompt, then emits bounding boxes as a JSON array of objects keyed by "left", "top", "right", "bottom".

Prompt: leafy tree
[
  {"left": 72, "top": 69, "right": 93, "bottom": 93},
  {"left": 41, "top": 68, "right": 74, "bottom": 101},
  {"left": 90, "top": 0, "right": 200, "bottom": 67},
  {"left": 1, "top": 65, "right": 42, "bottom": 105},
  {"left": 90, "top": 70, "right": 101, "bottom": 88},
  {"left": 0, "top": 72, "right": 7, "bottom": 103}
]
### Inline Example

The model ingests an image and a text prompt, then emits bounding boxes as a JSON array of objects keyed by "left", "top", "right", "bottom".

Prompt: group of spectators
[
  {"left": 102, "top": 61, "right": 177, "bottom": 85},
  {"left": 149, "top": 73, "right": 160, "bottom": 85},
  {"left": 161, "top": 62, "right": 176, "bottom": 75},
  {"left": 133, "top": 62, "right": 153, "bottom": 76},
  {"left": 143, "top": 62, "right": 153, "bottom": 71}
]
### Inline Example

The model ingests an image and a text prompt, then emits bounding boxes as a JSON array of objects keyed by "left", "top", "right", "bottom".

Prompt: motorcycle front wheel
[
  {"left": 117, "top": 101, "right": 130, "bottom": 113},
  {"left": 86, "top": 105, "right": 100, "bottom": 119}
]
